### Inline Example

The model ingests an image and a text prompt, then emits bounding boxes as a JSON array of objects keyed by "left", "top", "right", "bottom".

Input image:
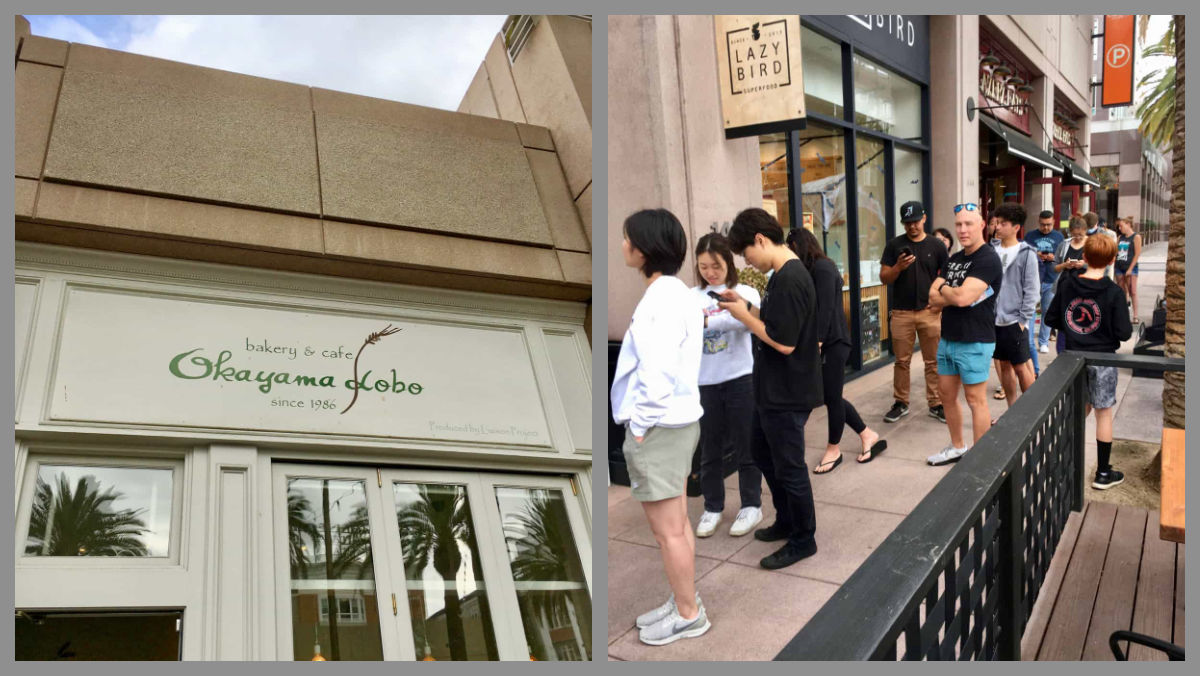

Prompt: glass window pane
[
  {"left": 894, "top": 148, "right": 924, "bottom": 220},
  {"left": 801, "top": 26, "right": 843, "bottom": 118},
  {"left": 287, "top": 478, "right": 382, "bottom": 661},
  {"left": 760, "top": 132, "right": 790, "bottom": 226},
  {"left": 856, "top": 136, "right": 888, "bottom": 363},
  {"left": 16, "top": 610, "right": 182, "bottom": 660},
  {"left": 495, "top": 487, "right": 590, "bottom": 661},
  {"left": 852, "top": 53, "right": 922, "bottom": 140},
  {"left": 24, "top": 464, "right": 173, "bottom": 558},
  {"left": 393, "top": 482, "right": 499, "bottom": 661},
  {"left": 797, "top": 124, "right": 849, "bottom": 280}
]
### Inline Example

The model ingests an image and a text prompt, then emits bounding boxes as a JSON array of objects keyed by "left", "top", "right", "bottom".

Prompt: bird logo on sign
[{"left": 1106, "top": 44, "right": 1130, "bottom": 69}]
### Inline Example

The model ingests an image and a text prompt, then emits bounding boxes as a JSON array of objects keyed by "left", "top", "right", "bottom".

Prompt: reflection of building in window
[
  {"left": 420, "top": 589, "right": 492, "bottom": 661},
  {"left": 319, "top": 595, "right": 367, "bottom": 624}
]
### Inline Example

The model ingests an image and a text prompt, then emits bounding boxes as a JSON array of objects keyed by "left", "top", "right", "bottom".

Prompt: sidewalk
[{"left": 607, "top": 241, "right": 1168, "bottom": 661}]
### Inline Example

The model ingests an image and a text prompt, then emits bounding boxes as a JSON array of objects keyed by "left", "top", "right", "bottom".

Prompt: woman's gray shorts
[
  {"left": 622, "top": 422, "right": 701, "bottom": 502},
  {"left": 1085, "top": 365, "right": 1118, "bottom": 409}
]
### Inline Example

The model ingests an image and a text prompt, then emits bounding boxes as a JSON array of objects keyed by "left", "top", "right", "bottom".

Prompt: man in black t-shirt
[
  {"left": 880, "top": 201, "right": 949, "bottom": 424},
  {"left": 720, "top": 208, "right": 823, "bottom": 571},
  {"left": 926, "top": 203, "right": 1003, "bottom": 466}
]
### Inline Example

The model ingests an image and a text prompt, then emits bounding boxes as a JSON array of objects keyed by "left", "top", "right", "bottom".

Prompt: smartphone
[
  {"left": 707, "top": 290, "right": 724, "bottom": 301},
  {"left": 899, "top": 246, "right": 913, "bottom": 258}
]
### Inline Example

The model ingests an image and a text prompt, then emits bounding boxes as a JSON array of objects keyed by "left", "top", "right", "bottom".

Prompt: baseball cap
[{"left": 900, "top": 201, "right": 925, "bottom": 222}]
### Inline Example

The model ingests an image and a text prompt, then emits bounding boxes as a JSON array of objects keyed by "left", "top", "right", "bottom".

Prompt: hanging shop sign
[
  {"left": 714, "top": 15, "right": 805, "bottom": 139},
  {"left": 1052, "top": 101, "right": 1081, "bottom": 160},
  {"left": 1101, "top": 15, "right": 1135, "bottom": 108},
  {"left": 978, "top": 35, "right": 1033, "bottom": 135},
  {"left": 47, "top": 287, "right": 553, "bottom": 447},
  {"left": 804, "top": 15, "right": 930, "bottom": 83}
]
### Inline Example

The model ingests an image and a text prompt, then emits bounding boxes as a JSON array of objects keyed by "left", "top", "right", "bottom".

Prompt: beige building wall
[
  {"left": 14, "top": 30, "right": 589, "bottom": 304},
  {"left": 929, "top": 15, "right": 981, "bottom": 227},
  {"left": 606, "top": 15, "right": 759, "bottom": 340}
]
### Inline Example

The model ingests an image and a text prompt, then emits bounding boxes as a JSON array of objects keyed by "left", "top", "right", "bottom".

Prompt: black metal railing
[{"left": 776, "top": 352, "right": 1184, "bottom": 661}]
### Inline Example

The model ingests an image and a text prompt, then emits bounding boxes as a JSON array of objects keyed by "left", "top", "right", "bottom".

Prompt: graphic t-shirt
[
  {"left": 939, "top": 244, "right": 1003, "bottom": 343},
  {"left": 753, "top": 259, "right": 824, "bottom": 411},
  {"left": 1024, "top": 228, "right": 1065, "bottom": 284},
  {"left": 996, "top": 241, "right": 1021, "bottom": 274},
  {"left": 1115, "top": 233, "right": 1137, "bottom": 272},
  {"left": 880, "top": 234, "right": 948, "bottom": 310},
  {"left": 692, "top": 283, "right": 761, "bottom": 386}
]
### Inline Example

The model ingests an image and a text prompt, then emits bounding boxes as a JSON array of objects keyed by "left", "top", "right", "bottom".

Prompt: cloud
[{"left": 28, "top": 15, "right": 507, "bottom": 111}]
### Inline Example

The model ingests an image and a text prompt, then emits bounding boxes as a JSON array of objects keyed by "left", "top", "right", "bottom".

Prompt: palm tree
[
  {"left": 1162, "top": 15, "right": 1185, "bottom": 430},
  {"left": 1136, "top": 16, "right": 1176, "bottom": 147},
  {"left": 286, "top": 489, "right": 322, "bottom": 577},
  {"left": 25, "top": 474, "right": 150, "bottom": 556},
  {"left": 396, "top": 485, "right": 472, "bottom": 660}
]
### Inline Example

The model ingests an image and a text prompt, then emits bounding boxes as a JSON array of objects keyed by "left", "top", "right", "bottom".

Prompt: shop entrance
[{"left": 272, "top": 464, "right": 591, "bottom": 661}]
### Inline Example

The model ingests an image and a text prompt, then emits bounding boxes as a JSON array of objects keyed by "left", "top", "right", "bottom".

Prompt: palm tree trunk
[
  {"left": 443, "top": 583, "right": 468, "bottom": 660},
  {"left": 321, "top": 481, "right": 341, "bottom": 660},
  {"left": 1163, "top": 15, "right": 1185, "bottom": 429},
  {"left": 468, "top": 546, "right": 499, "bottom": 659}
]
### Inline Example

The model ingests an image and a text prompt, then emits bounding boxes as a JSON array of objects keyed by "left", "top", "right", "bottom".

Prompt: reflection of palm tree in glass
[
  {"left": 396, "top": 485, "right": 472, "bottom": 660},
  {"left": 26, "top": 474, "right": 150, "bottom": 556},
  {"left": 287, "top": 490, "right": 322, "bottom": 577},
  {"left": 503, "top": 492, "right": 591, "bottom": 660}
]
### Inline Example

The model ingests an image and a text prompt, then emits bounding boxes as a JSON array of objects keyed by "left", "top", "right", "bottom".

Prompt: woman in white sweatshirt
[
  {"left": 611, "top": 208, "right": 709, "bottom": 645},
  {"left": 691, "top": 232, "right": 763, "bottom": 539}
]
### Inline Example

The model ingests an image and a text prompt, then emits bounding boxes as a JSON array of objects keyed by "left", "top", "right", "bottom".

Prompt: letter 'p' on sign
[{"left": 1102, "top": 15, "right": 1135, "bottom": 108}]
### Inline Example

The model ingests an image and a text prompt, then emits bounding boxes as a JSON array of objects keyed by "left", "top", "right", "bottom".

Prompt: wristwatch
[{"left": 938, "top": 281, "right": 949, "bottom": 294}]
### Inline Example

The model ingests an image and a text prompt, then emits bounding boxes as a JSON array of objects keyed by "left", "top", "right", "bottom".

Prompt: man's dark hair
[
  {"left": 727, "top": 208, "right": 784, "bottom": 254},
  {"left": 1039, "top": 210, "right": 1054, "bottom": 220},
  {"left": 993, "top": 202, "right": 1027, "bottom": 227},
  {"left": 694, "top": 232, "right": 739, "bottom": 288},
  {"left": 624, "top": 209, "right": 687, "bottom": 277}
]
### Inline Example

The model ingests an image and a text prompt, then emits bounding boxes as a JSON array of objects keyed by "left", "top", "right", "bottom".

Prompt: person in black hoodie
[{"left": 1044, "top": 233, "right": 1133, "bottom": 489}]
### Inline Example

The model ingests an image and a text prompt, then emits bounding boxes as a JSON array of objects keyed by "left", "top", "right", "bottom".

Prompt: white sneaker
[
  {"left": 696, "top": 511, "right": 722, "bottom": 538},
  {"left": 728, "top": 506, "right": 763, "bottom": 537},
  {"left": 927, "top": 445, "right": 969, "bottom": 466},
  {"left": 635, "top": 592, "right": 699, "bottom": 629},
  {"left": 1039, "top": 344, "right": 1050, "bottom": 354},
  {"left": 639, "top": 603, "right": 711, "bottom": 646}
]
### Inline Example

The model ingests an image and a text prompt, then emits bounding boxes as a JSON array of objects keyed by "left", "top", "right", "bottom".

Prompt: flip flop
[
  {"left": 813, "top": 454, "right": 843, "bottom": 474},
  {"left": 993, "top": 387, "right": 1006, "bottom": 400},
  {"left": 857, "top": 440, "right": 887, "bottom": 464}
]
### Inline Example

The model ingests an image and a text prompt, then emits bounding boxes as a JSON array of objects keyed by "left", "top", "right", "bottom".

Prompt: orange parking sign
[{"left": 1102, "top": 15, "right": 1135, "bottom": 108}]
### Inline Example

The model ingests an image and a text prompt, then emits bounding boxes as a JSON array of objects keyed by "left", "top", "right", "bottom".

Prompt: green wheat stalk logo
[{"left": 341, "top": 324, "right": 402, "bottom": 415}]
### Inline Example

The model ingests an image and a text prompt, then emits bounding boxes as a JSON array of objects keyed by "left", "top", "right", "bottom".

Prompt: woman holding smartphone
[
  {"left": 691, "top": 232, "right": 763, "bottom": 538},
  {"left": 1052, "top": 214, "right": 1089, "bottom": 354},
  {"left": 611, "top": 208, "right": 710, "bottom": 646}
]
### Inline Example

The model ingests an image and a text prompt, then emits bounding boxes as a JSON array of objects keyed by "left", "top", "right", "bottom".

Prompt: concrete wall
[
  {"left": 929, "top": 15, "right": 981, "bottom": 225},
  {"left": 606, "top": 15, "right": 759, "bottom": 339},
  {"left": 14, "top": 35, "right": 589, "bottom": 303}
]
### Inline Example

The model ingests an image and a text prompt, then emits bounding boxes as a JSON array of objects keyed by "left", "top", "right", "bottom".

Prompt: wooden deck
[{"left": 1022, "top": 501, "right": 1186, "bottom": 660}]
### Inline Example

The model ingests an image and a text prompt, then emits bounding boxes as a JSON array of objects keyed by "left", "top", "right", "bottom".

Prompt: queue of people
[{"left": 613, "top": 200, "right": 1134, "bottom": 647}]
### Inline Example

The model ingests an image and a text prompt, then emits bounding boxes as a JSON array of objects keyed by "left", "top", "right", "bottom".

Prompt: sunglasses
[{"left": 954, "top": 203, "right": 979, "bottom": 213}]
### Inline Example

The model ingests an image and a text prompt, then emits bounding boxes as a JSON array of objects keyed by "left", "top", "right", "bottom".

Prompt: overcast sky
[{"left": 26, "top": 15, "right": 507, "bottom": 110}]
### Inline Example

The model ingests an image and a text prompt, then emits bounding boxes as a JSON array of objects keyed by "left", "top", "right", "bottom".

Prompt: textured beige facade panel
[
  {"left": 484, "top": 35, "right": 527, "bottom": 123},
  {"left": 575, "top": 181, "right": 592, "bottom": 246},
  {"left": 546, "top": 16, "right": 592, "bottom": 125},
  {"left": 323, "top": 220, "right": 564, "bottom": 281},
  {"left": 458, "top": 65, "right": 500, "bottom": 118},
  {"left": 517, "top": 123, "right": 554, "bottom": 151},
  {"left": 511, "top": 18, "right": 592, "bottom": 201},
  {"left": 44, "top": 68, "right": 321, "bottom": 214},
  {"left": 15, "top": 178, "right": 38, "bottom": 218},
  {"left": 66, "top": 44, "right": 311, "bottom": 109},
  {"left": 313, "top": 87, "right": 518, "bottom": 145},
  {"left": 525, "top": 148, "right": 589, "bottom": 252},
  {"left": 19, "top": 35, "right": 68, "bottom": 66},
  {"left": 15, "top": 62, "right": 62, "bottom": 180},
  {"left": 556, "top": 250, "right": 591, "bottom": 285},
  {"left": 317, "top": 113, "right": 554, "bottom": 245},
  {"left": 35, "top": 182, "right": 325, "bottom": 253}
]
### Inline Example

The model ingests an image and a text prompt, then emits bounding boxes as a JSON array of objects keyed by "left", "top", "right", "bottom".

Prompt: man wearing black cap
[{"left": 879, "top": 201, "right": 949, "bottom": 426}]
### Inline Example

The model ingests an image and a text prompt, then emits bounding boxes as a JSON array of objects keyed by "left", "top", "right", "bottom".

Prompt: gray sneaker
[
  {"left": 639, "top": 603, "right": 711, "bottom": 646},
  {"left": 927, "top": 445, "right": 968, "bottom": 466},
  {"left": 635, "top": 593, "right": 700, "bottom": 629}
]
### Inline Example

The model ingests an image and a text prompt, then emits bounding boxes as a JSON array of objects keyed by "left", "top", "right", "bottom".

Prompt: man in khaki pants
[{"left": 879, "top": 201, "right": 949, "bottom": 423}]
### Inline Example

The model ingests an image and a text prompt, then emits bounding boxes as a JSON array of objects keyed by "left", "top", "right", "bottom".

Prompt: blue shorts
[
  {"left": 936, "top": 339, "right": 995, "bottom": 385},
  {"left": 1117, "top": 264, "right": 1139, "bottom": 277}
]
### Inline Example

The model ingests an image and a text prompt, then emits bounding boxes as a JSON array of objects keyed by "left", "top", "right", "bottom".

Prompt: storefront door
[
  {"left": 981, "top": 166, "right": 1025, "bottom": 221},
  {"left": 272, "top": 464, "right": 591, "bottom": 661}
]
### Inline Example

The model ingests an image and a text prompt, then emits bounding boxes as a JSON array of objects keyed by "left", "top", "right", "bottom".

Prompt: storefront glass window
[
  {"left": 852, "top": 54, "right": 922, "bottom": 140},
  {"left": 17, "top": 610, "right": 182, "bottom": 660},
  {"left": 856, "top": 135, "right": 889, "bottom": 363},
  {"left": 760, "top": 133, "right": 790, "bottom": 226},
  {"left": 802, "top": 26, "right": 843, "bottom": 118},
  {"left": 495, "top": 487, "right": 591, "bottom": 661},
  {"left": 288, "top": 478, "right": 383, "bottom": 661},
  {"left": 796, "top": 123, "right": 848, "bottom": 280},
  {"left": 24, "top": 464, "right": 173, "bottom": 558},
  {"left": 894, "top": 147, "right": 924, "bottom": 219},
  {"left": 393, "top": 482, "right": 499, "bottom": 661}
]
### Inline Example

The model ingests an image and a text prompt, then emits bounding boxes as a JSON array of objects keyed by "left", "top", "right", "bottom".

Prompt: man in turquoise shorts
[{"left": 925, "top": 203, "right": 1004, "bottom": 465}]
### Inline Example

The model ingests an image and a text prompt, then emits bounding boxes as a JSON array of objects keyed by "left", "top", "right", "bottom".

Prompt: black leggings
[{"left": 822, "top": 341, "right": 866, "bottom": 445}]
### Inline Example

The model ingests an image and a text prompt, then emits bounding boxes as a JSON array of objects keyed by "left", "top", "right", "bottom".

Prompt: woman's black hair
[
  {"left": 784, "top": 227, "right": 829, "bottom": 273},
  {"left": 623, "top": 208, "right": 688, "bottom": 277},
  {"left": 727, "top": 208, "right": 784, "bottom": 254},
  {"left": 934, "top": 227, "right": 954, "bottom": 248},
  {"left": 694, "top": 232, "right": 739, "bottom": 288}
]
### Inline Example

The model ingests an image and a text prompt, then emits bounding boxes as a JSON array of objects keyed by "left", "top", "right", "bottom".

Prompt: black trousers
[
  {"left": 750, "top": 406, "right": 816, "bottom": 548},
  {"left": 822, "top": 341, "right": 866, "bottom": 445},
  {"left": 698, "top": 374, "right": 762, "bottom": 513}
]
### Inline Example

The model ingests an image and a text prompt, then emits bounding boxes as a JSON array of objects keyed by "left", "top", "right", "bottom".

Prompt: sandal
[
  {"left": 993, "top": 387, "right": 1006, "bottom": 400},
  {"left": 814, "top": 454, "right": 843, "bottom": 474},
  {"left": 857, "top": 440, "right": 887, "bottom": 464}
]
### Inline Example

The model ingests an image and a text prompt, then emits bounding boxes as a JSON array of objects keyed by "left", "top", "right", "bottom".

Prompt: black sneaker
[
  {"left": 760, "top": 541, "right": 818, "bottom": 569},
  {"left": 884, "top": 401, "right": 909, "bottom": 423},
  {"left": 928, "top": 405, "right": 946, "bottom": 423},
  {"left": 1092, "top": 468, "right": 1125, "bottom": 490},
  {"left": 753, "top": 522, "right": 791, "bottom": 542}
]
